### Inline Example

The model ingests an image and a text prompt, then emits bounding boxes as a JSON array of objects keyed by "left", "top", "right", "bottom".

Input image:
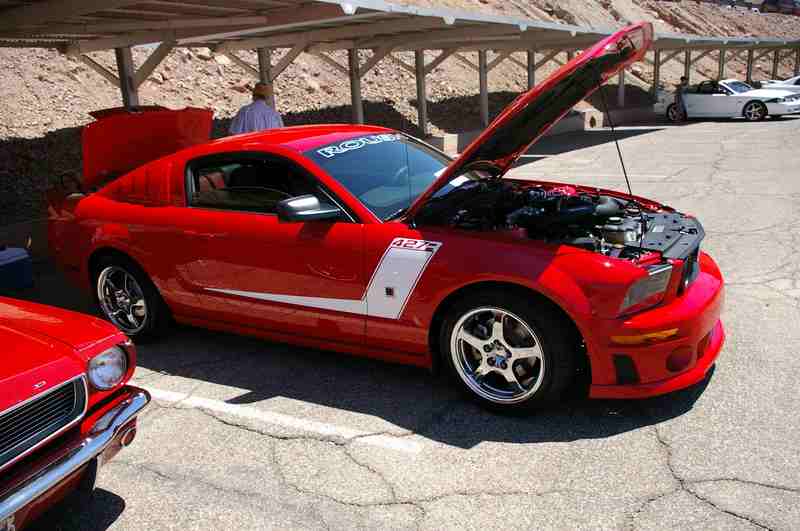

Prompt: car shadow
[
  {"left": 26, "top": 489, "right": 125, "bottom": 531},
  {"left": 8, "top": 261, "right": 714, "bottom": 450}
]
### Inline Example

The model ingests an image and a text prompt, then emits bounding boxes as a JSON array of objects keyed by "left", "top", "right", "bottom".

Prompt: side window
[{"left": 187, "top": 155, "right": 317, "bottom": 214}]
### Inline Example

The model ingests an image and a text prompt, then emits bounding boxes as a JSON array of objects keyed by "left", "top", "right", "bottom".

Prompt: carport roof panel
[{"left": 0, "top": 0, "right": 797, "bottom": 52}]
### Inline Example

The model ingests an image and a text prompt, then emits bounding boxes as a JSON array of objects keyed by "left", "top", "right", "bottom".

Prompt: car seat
[{"left": 228, "top": 164, "right": 263, "bottom": 188}]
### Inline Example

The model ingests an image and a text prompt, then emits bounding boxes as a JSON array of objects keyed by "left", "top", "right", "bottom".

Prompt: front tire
[
  {"left": 666, "top": 103, "right": 682, "bottom": 123},
  {"left": 93, "top": 255, "right": 170, "bottom": 341},
  {"left": 440, "top": 290, "right": 577, "bottom": 411},
  {"left": 743, "top": 101, "right": 767, "bottom": 121}
]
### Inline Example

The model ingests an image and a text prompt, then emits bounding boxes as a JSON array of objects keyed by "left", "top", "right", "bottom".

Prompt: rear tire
[
  {"left": 666, "top": 103, "right": 682, "bottom": 123},
  {"left": 743, "top": 101, "right": 767, "bottom": 121},
  {"left": 439, "top": 290, "right": 577, "bottom": 412},
  {"left": 92, "top": 254, "right": 170, "bottom": 341}
]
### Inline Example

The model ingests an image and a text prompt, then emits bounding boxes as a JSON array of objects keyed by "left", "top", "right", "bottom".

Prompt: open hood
[
  {"left": 82, "top": 106, "right": 212, "bottom": 190},
  {"left": 405, "top": 22, "right": 653, "bottom": 219}
]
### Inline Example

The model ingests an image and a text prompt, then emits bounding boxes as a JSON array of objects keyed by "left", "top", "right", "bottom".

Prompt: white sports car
[
  {"left": 763, "top": 75, "right": 800, "bottom": 93},
  {"left": 655, "top": 79, "right": 800, "bottom": 121}
]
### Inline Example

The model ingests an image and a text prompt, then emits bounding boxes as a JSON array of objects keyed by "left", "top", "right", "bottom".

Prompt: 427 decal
[{"left": 390, "top": 238, "right": 442, "bottom": 253}]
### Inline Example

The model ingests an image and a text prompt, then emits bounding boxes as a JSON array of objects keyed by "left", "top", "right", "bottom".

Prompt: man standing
[
  {"left": 228, "top": 82, "right": 284, "bottom": 135},
  {"left": 675, "top": 76, "right": 689, "bottom": 121}
]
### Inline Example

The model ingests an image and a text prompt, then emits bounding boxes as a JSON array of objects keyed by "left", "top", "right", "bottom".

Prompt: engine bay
[{"left": 421, "top": 180, "right": 703, "bottom": 261}]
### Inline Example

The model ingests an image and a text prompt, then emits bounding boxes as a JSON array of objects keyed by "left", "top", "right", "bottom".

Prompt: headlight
[
  {"left": 620, "top": 264, "right": 673, "bottom": 315},
  {"left": 88, "top": 345, "right": 128, "bottom": 390}
]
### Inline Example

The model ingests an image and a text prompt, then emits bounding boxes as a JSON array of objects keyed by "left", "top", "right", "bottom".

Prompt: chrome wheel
[
  {"left": 743, "top": 102, "right": 765, "bottom": 121},
  {"left": 97, "top": 266, "right": 148, "bottom": 334},
  {"left": 450, "top": 307, "right": 545, "bottom": 404}
]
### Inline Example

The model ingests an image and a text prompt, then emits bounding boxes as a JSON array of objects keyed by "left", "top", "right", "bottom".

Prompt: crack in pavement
[
  {"left": 112, "top": 458, "right": 332, "bottom": 530},
  {"left": 639, "top": 425, "right": 776, "bottom": 531}
]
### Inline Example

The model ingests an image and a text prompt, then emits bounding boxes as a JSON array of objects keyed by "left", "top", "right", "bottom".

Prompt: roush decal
[
  {"left": 316, "top": 134, "right": 400, "bottom": 159},
  {"left": 206, "top": 238, "right": 442, "bottom": 320}
]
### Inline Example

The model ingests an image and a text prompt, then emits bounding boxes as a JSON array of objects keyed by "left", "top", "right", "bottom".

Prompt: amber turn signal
[{"left": 610, "top": 328, "right": 679, "bottom": 345}]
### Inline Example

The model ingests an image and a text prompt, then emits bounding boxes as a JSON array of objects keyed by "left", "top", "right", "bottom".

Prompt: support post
[
  {"left": 256, "top": 47, "right": 275, "bottom": 107},
  {"left": 772, "top": 49, "right": 780, "bottom": 80},
  {"left": 478, "top": 50, "right": 488, "bottom": 128},
  {"left": 527, "top": 49, "right": 535, "bottom": 89},
  {"left": 717, "top": 49, "right": 725, "bottom": 80},
  {"left": 684, "top": 50, "right": 691, "bottom": 82},
  {"left": 415, "top": 50, "right": 428, "bottom": 138},
  {"left": 795, "top": 48, "right": 800, "bottom": 77},
  {"left": 746, "top": 49, "right": 754, "bottom": 83},
  {"left": 348, "top": 48, "right": 363, "bottom": 124},
  {"left": 114, "top": 46, "right": 139, "bottom": 109},
  {"left": 617, "top": 69, "right": 625, "bottom": 108},
  {"left": 651, "top": 49, "right": 661, "bottom": 99}
]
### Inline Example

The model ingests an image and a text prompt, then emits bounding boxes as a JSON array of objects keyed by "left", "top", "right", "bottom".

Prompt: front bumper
[
  {"left": 0, "top": 386, "right": 150, "bottom": 527},
  {"left": 588, "top": 252, "right": 725, "bottom": 399},
  {"left": 766, "top": 101, "right": 800, "bottom": 116}
]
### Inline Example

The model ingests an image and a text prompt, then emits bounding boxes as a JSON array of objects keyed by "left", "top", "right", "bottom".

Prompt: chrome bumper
[{"left": 0, "top": 386, "right": 150, "bottom": 521}]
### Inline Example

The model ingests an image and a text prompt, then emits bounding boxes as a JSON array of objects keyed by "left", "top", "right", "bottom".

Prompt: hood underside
[
  {"left": 82, "top": 107, "right": 213, "bottom": 190},
  {"left": 405, "top": 21, "right": 653, "bottom": 218}
]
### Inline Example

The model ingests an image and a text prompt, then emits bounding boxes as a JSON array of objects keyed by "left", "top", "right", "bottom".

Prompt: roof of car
[{"left": 207, "top": 124, "right": 396, "bottom": 153}]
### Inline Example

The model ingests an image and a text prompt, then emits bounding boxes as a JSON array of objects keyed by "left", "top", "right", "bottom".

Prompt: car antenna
[{"left": 597, "top": 81, "right": 648, "bottom": 244}]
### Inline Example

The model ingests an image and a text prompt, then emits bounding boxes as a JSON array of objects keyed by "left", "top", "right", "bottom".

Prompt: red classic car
[
  {"left": 49, "top": 22, "right": 724, "bottom": 412},
  {"left": 0, "top": 297, "right": 149, "bottom": 530}
]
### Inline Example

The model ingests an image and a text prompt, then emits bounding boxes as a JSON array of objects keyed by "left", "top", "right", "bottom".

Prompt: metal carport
[{"left": 1, "top": 0, "right": 799, "bottom": 134}]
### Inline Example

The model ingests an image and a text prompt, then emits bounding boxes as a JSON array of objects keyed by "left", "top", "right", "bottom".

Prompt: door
[{"left": 168, "top": 152, "right": 366, "bottom": 347}]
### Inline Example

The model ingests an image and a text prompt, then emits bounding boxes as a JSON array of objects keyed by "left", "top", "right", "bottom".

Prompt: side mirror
[{"left": 276, "top": 194, "right": 342, "bottom": 222}]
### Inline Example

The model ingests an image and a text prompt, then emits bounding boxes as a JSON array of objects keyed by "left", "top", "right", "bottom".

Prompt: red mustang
[
  {"left": 0, "top": 297, "right": 149, "bottom": 530},
  {"left": 49, "top": 22, "right": 724, "bottom": 411}
]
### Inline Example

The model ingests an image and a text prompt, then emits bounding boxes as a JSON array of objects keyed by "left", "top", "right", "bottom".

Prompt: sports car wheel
[
  {"left": 440, "top": 291, "right": 576, "bottom": 411},
  {"left": 743, "top": 101, "right": 767, "bottom": 121},
  {"left": 666, "top": 103, "right": 681, "bottom": 123},
  {"left": 94, "top": 255, "right": 169, "bottom": 340}
]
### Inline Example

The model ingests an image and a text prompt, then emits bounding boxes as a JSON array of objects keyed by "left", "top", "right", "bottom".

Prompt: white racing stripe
[
  {"left": 141, "top": 386, "right": 422, "bottom": 454},
  {"left": 205, "top": 237, "right": 442, "bottom": 320}
]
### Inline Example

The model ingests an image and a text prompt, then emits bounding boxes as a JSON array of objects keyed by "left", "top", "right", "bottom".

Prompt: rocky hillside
[{"left": 1, "top": 1, "right": 799, "bottom": 225}]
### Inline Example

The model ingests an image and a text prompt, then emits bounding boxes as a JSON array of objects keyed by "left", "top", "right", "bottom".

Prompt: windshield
[
  {"left": 726, "top": 81, "right": 753, "bottom": 93},
  {"left": 305, "top": 133, "right": 477, "bottom": 220}
]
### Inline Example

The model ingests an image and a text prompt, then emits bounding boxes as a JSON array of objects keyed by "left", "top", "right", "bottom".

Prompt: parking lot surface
[{"left": 21, "top": 116, "right": 800, "bottom": 530}]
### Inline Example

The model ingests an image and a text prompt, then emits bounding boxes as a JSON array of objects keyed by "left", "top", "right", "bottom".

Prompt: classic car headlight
[
  {"left": 88, "top": 345, "right": 128, "bottom": 390},
  {"left": 620, "top": 264, "right": 673, "bottom": 315}
]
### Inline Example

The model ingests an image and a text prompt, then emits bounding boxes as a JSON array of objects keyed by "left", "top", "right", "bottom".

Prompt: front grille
[{"left": 0, "top": 377, "right": 86, "bottom": 470}]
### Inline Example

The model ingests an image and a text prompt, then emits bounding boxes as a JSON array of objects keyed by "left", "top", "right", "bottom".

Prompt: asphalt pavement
[{"left": 19, "top": 115, "right": 800, "bottom": 530}]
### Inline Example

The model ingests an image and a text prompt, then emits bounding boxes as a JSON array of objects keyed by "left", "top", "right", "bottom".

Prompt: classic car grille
[{"left": 0, "top": 377, "right": 86, "bottom": 470}]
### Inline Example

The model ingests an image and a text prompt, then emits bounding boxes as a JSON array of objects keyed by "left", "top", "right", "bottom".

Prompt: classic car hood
[
  {"left": 82, "top": 106, "right": 212, "bottom": 190},
  {"left": 404, "top": 21, "right": 653, "bottom": 218},
  {"left": 0, "top": 323, "right": 84, "bottom": 410},
  {"left": 0, "top": 297, "right": 120, "bottom": 352}
]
